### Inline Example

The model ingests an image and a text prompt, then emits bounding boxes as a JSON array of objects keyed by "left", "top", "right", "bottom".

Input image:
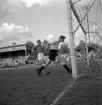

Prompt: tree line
[{"left": 26, "top": 40, "right": 102, "bottom": 60}]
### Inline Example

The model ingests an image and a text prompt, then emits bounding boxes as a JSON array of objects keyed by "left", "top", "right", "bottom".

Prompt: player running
[
  {"left": 36, "top": 35, "right": 72, "bottom": 76},
  {"left": 33, "top": 39, "right": 46, "bottom": 64}
]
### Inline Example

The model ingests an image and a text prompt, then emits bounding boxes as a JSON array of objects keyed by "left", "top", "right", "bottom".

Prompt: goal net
[{"left": 72, "top": 0, "right": 102, "bottom": 79}]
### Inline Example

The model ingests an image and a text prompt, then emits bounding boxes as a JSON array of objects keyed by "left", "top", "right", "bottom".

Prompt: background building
[{"left": 0, "top": 44, "right": 32, "bottom": 59}]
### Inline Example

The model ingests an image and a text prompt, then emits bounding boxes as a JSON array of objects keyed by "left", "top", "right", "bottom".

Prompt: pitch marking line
[{"left": 50, "top": 80, "right": 76, "bottom": 105}]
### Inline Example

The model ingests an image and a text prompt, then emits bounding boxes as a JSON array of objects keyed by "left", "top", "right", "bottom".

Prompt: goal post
[{"left": 66, "top": 0, "right": 78, "bottom": 79}]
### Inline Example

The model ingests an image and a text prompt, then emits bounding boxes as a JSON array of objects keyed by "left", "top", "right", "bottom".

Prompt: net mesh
[
  {"left": 72, "top": 0, "right": 102, "bottom": 43},
  {"left": 72, "top": 0, "right": 102, "bottom": 79}
]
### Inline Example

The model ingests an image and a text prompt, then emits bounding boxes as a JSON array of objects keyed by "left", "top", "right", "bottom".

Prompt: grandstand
[{"left": 0, "top": 44, "right": 32, "bottom": 58}]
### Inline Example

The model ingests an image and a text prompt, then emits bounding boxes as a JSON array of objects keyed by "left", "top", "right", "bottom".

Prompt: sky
[{"left": 0, "top": 0, "right": 101, "bottom": 47}]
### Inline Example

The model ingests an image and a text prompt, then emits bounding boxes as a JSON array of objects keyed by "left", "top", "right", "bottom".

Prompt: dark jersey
[{"left": 34, "top": 45, "right": 44, "bottom": 54}]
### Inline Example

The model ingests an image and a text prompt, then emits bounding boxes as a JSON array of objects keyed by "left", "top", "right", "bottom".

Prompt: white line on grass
[{"left": 50, "top": 80, "right": 75, "bottom": 105}]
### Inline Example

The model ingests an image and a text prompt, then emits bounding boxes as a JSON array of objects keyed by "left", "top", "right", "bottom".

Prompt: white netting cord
[{"left": 72, "top": 0, "right": 102, "bottom": 79}]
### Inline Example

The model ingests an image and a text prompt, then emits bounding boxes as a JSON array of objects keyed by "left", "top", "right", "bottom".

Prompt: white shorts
[
  {"left": 37, "top": 53, "right": 46, "bottom": 61},
  {"left": 15, "top": 62, "right": 18, "bottom": 66}
]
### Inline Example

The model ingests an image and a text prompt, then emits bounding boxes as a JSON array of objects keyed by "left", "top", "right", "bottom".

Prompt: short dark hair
[
  {"left": 59, "top": 35, "right": 66, "bottom": 39},
  {"left": 37, "top": 39, "right": 41, "bottom": 43}
]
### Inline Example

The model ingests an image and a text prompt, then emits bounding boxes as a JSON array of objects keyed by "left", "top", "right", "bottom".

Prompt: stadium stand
[{"left": 0, "top": 44, "right": 32, "bottom": 68}]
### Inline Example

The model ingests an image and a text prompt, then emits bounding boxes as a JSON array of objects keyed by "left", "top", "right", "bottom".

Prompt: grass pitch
[
  {"left": 0, "top": 61, "right": 102, "bottom": 105},
  {"left": 0, "top": 64, "right": 72, "bottom": 105}
]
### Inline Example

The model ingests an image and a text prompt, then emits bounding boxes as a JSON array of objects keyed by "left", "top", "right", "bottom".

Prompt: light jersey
[{"left": 50, "top": 41, "right": 64, "bottom": 50}]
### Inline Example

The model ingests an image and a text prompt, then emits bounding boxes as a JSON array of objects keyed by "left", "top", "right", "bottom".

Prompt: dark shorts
[{"left": 49, "top": 50, "right": 58, "bottom": 61}]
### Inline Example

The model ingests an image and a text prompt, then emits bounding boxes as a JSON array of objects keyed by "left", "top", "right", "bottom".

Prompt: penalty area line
[{"left": 50, "top": 80, "right": 75, "bottom": 105}]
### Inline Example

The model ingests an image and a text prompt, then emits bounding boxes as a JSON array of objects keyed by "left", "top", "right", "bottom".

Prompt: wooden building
[{"left": 0, "top": 44, "right": 32, "bottom": 58}]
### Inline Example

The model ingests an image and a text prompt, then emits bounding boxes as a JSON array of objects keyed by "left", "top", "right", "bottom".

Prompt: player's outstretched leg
[
  {"left": 62, "top": 64, "right": 72, "bottom": 73},
  {"left": 45, "top": 71, "right": 51, "bottom": 75},
  {"left": 36, "top": 60, "right": 51, "bottom": 76},
  {"left": 36, "top": 66, "right": 44, "bottom": 76},
  {"left": 44, "top": 67, "right": 50, "bottom": 76}
]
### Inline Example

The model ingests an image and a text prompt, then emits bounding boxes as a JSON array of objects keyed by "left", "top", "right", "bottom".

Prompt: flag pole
[{"left": 66, "top": 0, "right": 78, "bottom": 79}]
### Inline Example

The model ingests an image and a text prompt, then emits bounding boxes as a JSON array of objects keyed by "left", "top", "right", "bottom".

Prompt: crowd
[
  {"left": 0, "top": 52, "right": 101, "bottom": 69},
  {"left": 0, "top": 56, "right": 27, "bottom": 68}
]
